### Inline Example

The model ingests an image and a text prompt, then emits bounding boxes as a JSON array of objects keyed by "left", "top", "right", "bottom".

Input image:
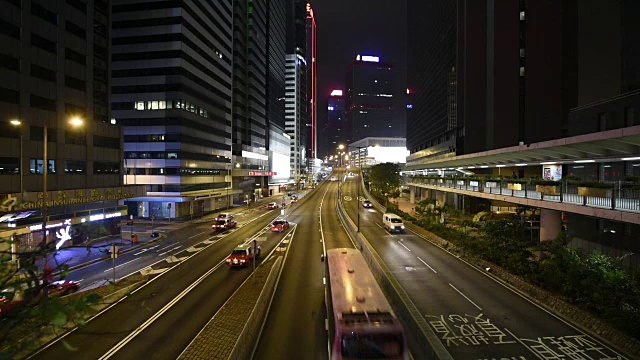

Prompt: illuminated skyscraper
[{"left": 345, "top": 55, "right": 400, "bottom": 142}]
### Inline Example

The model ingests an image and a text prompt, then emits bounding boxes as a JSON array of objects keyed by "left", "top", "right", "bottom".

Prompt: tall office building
[
  {"left": 266, "top": 0, "right": 292, "bottom": 189},
  {"left": 0, "top": 0, "right": 144, "bottom": 250},
  {"left": 285, "top": 0, "right": 309, "bottom": 184},
  {"left": 285, "top": 53, "right": 307, "bottom": 183},
  {"left": 406, "top": 0, "right": 579, "bottom": 160},
  {"left": 233, "top": 0, "right": 271, "bottom": 200},
  {"left": 112, "top": 0, "right": 234, "bottom": 219},
  {"left": 326, "top": 90, "right": 346, "bottom": 151},
  {"left": 345, "top": 55, "right": 400, "bottom": 143},
  {"left": 306, "top": 3, "right": 317, "bottom": 159}
]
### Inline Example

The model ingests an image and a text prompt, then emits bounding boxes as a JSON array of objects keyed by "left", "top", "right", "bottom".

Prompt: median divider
[
  {"left": 178, "top": 256, "right": 282, "bottom": 360},
  {"left": 336, "top": 185, "right": 452, "bottom": 360}
]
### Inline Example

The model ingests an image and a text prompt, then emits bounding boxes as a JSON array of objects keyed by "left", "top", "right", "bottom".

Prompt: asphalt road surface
[
  {"left": 340, "top": 173, "right": 628, "bottom": 360},
  {"left": 31, "top": 203, "right": 291, "bottom": 359},
  {"left": 253, "top": 177, "right": 355, "bottom": 360}
]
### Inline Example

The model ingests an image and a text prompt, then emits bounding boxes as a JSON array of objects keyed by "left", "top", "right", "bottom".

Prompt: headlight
[{"left": 401, "top": 225, "right": 405, "bottom": 229}]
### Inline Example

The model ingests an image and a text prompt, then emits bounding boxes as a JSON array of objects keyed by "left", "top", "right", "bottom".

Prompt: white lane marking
[
  {"left": 155, "top": 243, "right": 177, "bottom": 252},
  {"left": 103, "top": 258, "right": 140, "bottom": 272},
  {"left": 449, "top": 283, "right": 482, "bottom": 311},
  {"left": 189, "top": 231, "right": 206, "bottom": 239},
  {"left": 157, "top": 245, "right": 182, "bottom": 256},
  {"left": 323, "top": 277, "right": 326, "bottom": 285},
  {"left": 185, "top": 246, "right": 199, "bottom": 252},
  {"left": 139, "top": 267, "right": 167, "bottom": 276},
  {"left": 398, "top": 241, "right": 411, "bottom": 252},
  {"left": 100, "top": 261, "right": 227, "bottom": 359},
  {"left": 77, "top": 279, "right": 84, "bottom": 283},
  {"left": 417, "top": 257, "right": 437, "bottom": 273},
  {"left": 375, "top": 222, "right": 383, "bottom": 229},
  {"left": 133, "top": 249, "right": 149, "bottom": 256}
]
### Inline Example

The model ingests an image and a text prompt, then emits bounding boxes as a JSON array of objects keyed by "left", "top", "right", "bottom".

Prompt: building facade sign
[
  {"left": 1, "top": 187, "right": 139, "bottom": 212},
  {"left": 248, "top": 171, "right": 276, "bottom": 176}
]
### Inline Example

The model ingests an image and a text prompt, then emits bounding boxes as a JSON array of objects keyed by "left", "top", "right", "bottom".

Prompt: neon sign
[{"left": 360, "top": 55, "right": 379, "bottom": 63}]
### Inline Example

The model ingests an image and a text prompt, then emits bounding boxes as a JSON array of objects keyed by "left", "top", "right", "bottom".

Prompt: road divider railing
[
  {"left": 228, "top": 256, "right": 283, "bottom": 360},
  {"left": 336, "top": 185, "right": 452, "bottom": 360}
]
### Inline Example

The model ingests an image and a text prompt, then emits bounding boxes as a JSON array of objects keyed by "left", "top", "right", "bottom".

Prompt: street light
[
  {"left": 10, "top": 120, "right": 23, "bottom": 194},
  {"left": 11, "top": 117, "right": 83, "bottom": 292}
]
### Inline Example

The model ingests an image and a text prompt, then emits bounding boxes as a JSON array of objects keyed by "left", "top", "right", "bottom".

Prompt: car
[
  {"left": 382, "top": 213, "right": 405, "bottom": 233},
  {"left": 226, "top": 243, "right": 261, "bottom": 267},
  {"left": 266, "top": 202, "right": 278, "bottom": 210},
  {"left": 217, "top": 213, "right": 234, "bottom": 220},
  {"left": 1, "top": 280, "right": 79, "bottom": 316},
  {"left": 290, "top": 195, "right": 298, "bottom": 203},
  {"left": 287, "top": 191, "right": 294, "bottom": 196},
  {"left": 212, "top": 218, "right": 237, "bottom": 231},
  {"left": 271, "top": 219, "right": 290, "bottom": 232},
  {"left": 48, "top": 280, "right": 80, "bottom": 296},
  {"left": 362, "top": 199, "right": 372, "bottom": 208}
]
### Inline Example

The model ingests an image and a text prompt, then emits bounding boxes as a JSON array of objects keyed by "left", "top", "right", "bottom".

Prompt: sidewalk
[
  {"left": 39, "top": 191, "right": 306, "bottom": 275},
  {"left": 390, "top": 195, "right": 416, "bottom": 215}
]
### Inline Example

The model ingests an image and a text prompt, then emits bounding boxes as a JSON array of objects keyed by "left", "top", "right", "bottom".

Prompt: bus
[{"left": 325, "top": 248, "right": 409, "bottom": 359}]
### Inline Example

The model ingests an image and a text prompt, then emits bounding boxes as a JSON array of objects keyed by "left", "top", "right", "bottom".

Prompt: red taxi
[
  {"left": 271, "top": 219, "right": 290, "bottom": 232},
  {"left": 212, "top": 218, "right": 237, "bottom": 231},
  {"left": 226, "top": 243, "right": 261, "bottom": 267}
]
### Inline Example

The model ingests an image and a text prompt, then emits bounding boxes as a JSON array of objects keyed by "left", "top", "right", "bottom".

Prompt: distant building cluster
[{"left": 0, "top": 0, "right": 320, "bottom": 250}]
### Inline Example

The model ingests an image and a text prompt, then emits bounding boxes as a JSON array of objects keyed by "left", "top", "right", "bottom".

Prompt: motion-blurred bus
[{"left": 325, "top": 248, "right": 408, "bottom": 359}]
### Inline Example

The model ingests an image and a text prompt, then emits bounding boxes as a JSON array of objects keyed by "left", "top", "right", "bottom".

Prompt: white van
[{"left": 382, "top": 213, "right": 405, "bottom": 233}]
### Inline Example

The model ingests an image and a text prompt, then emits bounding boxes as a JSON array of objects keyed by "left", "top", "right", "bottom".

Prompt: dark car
[{"left": 363, "top": 199, "right": 373, "bottom": 208}]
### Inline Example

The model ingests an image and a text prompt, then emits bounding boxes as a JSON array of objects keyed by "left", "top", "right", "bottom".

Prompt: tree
[
  {"left": 368, "top": 163, "right": 402, "bottom": 198},
  {"left": 0, "top": 233, "right": 101, "bottom": 357}
]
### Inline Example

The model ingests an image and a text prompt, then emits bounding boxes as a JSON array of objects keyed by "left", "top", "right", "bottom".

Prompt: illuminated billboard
[{"left": 542, "top": 164, "right": 562, "bottom": 181}]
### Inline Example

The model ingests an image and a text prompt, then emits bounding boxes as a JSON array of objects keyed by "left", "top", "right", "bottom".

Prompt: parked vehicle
[
  {"left": 226, "top": 243, "right": 260, "bottom": 267},
  {"left": 382, "top": 213, "right": 405, "bottom": 233},
  {"left": 212, "top": 218, "right": 237, "bottom": 231},
  {"left": 266, "top": 202, "right": 278, "bottom": 210},
  {"left": 1, "top": 280, "right": 79, "bottom": 316},
  {"left": 271, "top": 219, "right": 290, "bottom": 232}
]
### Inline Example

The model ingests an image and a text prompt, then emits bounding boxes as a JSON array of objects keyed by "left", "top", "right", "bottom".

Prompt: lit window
[
  {"left": 110, "top": 118, "right": 116, "bottom": 124},
  {"left": 519, "top": 48, "right": 525, "bottom": 57},
  {"left": 151, "top": 101, "right": 158, "bottom": 110},
  {"left": 520, "top": 67, "right": 525, "bottom": 76},
  {"left": 147, "top": 101, "right": 152, "bottom": 110},
  {"left": 159, "top": 101, "right": 166, "bottom": 109},
  {"left": 520, "top": 11, "right": 525, "bottom": 20},
  {"left": 135, "top": 101, "right": 144, "bottom": 110}
]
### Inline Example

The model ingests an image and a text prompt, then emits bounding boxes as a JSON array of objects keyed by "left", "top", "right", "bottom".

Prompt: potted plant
[
  {"left": 506, "top": 178, "right": 527, "bottom": 191},
  {"left": 532, "top": 179, "right": 561, "bottom": 195},
  {"left": 576, "top": 180, "right": 613, "bottom": 197}
]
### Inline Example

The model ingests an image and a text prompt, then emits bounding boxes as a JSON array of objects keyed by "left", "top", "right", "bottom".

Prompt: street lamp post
[{"left": 11, "top": 117, "right": 83, "bottom": 297}]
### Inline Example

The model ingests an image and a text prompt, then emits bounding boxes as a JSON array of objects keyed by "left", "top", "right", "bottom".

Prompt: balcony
[{"left": 406, "top": 176, "right": 640, "bottom": 224}]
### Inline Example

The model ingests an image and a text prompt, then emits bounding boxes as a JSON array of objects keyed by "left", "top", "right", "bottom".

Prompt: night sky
[{"left": 311, "top": 0, "right": 407, "bottom": 157}]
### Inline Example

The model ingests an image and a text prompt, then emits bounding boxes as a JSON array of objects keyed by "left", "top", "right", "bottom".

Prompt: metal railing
[{"left": 406, "top": 177, "right": 640, "bottom": 213}]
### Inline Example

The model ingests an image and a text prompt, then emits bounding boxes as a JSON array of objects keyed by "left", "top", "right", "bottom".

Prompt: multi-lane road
[
  {"left": 339, "top": 172, "right": 628, "bottom": 360},
  {"left": 28, "top": 170, "right": 630, "bottom": 359},
  {"left": 31, "top": 193, "right": 302, "bottom": 359}
]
